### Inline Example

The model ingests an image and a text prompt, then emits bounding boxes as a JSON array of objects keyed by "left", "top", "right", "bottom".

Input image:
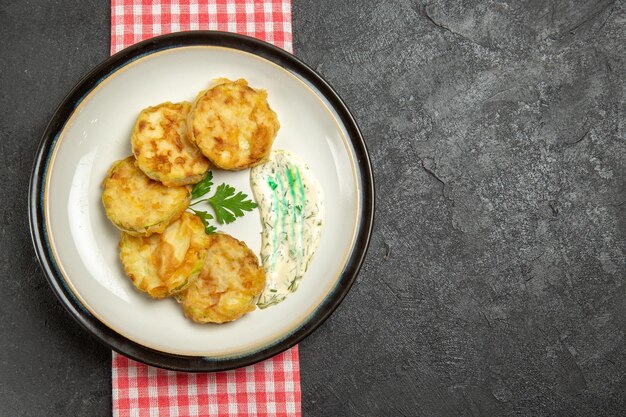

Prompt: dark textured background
[{"left": 1, "top": 0, "right": 624, "bottom": 415}]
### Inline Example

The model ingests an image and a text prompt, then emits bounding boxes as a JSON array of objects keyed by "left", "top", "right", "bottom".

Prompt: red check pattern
[
  {"left": 112, "top": 349, "right": 301, "bottom": 417},
  {"left": 110, "top": 1, "right": 299, "bottom": 416},
  {"left": 111, "top": 0, "right": 293, "bottom": 54}
]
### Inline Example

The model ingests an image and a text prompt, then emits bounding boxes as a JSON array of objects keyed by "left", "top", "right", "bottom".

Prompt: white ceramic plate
[{"left": 30, "top": 32, "right": 373, "bottom": 371}]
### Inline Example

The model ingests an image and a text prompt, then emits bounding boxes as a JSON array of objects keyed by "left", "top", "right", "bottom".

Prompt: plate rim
[{"left": 28, "top": 30, "right": 375, "bottom": 372}]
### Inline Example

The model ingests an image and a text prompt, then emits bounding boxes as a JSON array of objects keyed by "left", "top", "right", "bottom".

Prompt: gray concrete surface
[{"left": 1, "top": 0, "right": 624, "bottom": 415}]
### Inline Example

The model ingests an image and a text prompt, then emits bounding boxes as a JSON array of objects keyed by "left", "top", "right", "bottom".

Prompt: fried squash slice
[
  {"left": 120, "top": 212, "right": 211, "bottom": 298},
  {"left": 131, "top": 101, "right": 210, "bottom": 186},
  {"left": 102, "top": 156, "right": 191, "bottom": 236},
  {"left": 177, "top": 233, "right": 266, "bottom": 323},
  {"left": 188, "top": 78, "right": 280, "bottom": 170}
]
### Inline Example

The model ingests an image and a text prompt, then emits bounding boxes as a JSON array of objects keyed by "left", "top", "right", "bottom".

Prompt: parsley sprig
[
  {"left": 188, "top": 172, "right": 257, "bottom": 234},
  {"left": 207, "top": 184, "right": 258, "bottom": 224},
  {"left": 191, "top": 171, "right": 213, "bottom": 200}
]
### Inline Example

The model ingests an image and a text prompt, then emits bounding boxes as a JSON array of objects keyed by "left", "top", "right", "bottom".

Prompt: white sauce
[{"left": 250, "top": 150, "right": 324, "bottom": 308}]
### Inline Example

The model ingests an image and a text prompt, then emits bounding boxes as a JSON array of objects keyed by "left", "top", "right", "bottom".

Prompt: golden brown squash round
[
  {"left": 177, "top": 233, "right": 266, "bottom": 323},
  {"left": 188, "top": 78, "right": 280, "bottom": 170},
  {"left": 102, "top": 156, "right": 190, "bottom": 236},
  {"left": 131, "top": 101, "right": 210, "bottom": 186},
  {"left": 119, "top": 212, "right": 211, "bottom": 298}
]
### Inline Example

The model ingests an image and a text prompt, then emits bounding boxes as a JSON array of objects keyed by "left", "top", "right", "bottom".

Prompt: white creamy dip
[{"left": 250, "top": 150, "right": 325, "bottom": 308}]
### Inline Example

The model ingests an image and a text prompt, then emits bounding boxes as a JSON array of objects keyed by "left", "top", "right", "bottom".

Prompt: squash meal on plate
[{"left": 101, "top": 78, "right": 276, "bottom": 324}]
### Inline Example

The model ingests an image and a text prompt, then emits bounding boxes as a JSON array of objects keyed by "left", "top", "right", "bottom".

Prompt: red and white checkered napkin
[
  {"left": 112, "top": 349, "right": 301, "bottom": 417},
  {"left": 110, "top": 1, "right": 299, "bottom": 416},
  {"left": 111, "top": 0, "right": 292, "bottom": 54}
]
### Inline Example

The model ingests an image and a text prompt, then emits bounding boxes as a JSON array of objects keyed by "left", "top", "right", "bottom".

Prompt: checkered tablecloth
[
  {"left": 112, "top": 349, "right": 300, "bottom": 417},
  {"left": 111, "top": 0, "right": 292, "bottom": 54},
  {"left": 110, "top": 1, "right": 299, "bottom": 416}
]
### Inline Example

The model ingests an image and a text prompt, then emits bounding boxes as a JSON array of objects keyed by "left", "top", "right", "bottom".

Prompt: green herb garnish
[
  {"left": 207, "top": 183, "right": 258, "bottom": 224},
  {"left": 188, "top": 171, "right": 257, "bottom": 234},
  {"left": 191, "top": 172, "right": 214, "bottom": 200}
]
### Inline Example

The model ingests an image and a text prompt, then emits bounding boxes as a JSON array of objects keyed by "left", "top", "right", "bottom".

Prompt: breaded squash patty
[
  {"left": 119, "top": 213, "right": 211, "bottom": 298},
  {"left": 131, "top": 101, "right": 210, "bottom": 186},
  {"left": 177, "top": 233, "right": 266, "bottom": 323},
  {"left": 102, "top": 156, "right": 190, "bottom": 236},
  {"left": 188, "top": 78, "right": 280, "bottom": 170}
]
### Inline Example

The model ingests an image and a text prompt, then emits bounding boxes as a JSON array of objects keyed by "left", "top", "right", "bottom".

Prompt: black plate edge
[{"left": 28, "top": 31, "right": 375, "bottom": 372}]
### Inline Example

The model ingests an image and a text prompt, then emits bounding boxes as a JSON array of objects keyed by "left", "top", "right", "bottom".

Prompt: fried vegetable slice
[
  {"left": 177, "top": 233, "right": 266, "bottom": 323},
  {"left": 188, "top": 78, "right": 280, "bottom": 170},
  {"left": 119, "top": 212, "right": 211, "bottom": 298},
  {"left": 132, "top": 101, "right": 210, "bottom": 186},
  {"left": 102, "top": 156, "right": 190, "bottom": 236}
]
